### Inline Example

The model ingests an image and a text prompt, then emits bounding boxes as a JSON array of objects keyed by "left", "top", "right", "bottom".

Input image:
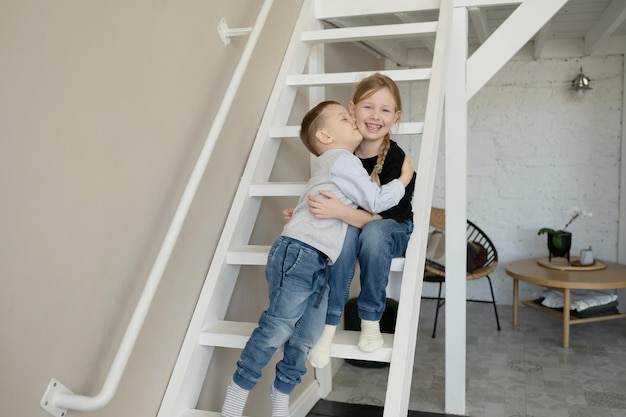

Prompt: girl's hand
[
  {"left": 282, "top": 207, "right": 294, "bottom": 223},
  {"left": 307, "top": 191, "right": 347, "bottom": 219}
]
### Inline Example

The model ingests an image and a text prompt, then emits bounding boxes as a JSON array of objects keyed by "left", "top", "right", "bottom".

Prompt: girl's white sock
[
  {"left": 270, "top": 384, "right": 291, "bottom": 417},
  {"left": 308, "top": 324, "right": 337, "bottom": 368},
  {"left": 358, "top": 319, "right": 383, "bottom": 352},
  {"left": 221, "top": 379, "right": 249, "bottom": 417}
]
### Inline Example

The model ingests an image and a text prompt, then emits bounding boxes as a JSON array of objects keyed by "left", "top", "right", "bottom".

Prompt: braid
[{"left": 371, "top": 134, "right": 391, "bottom": 186}]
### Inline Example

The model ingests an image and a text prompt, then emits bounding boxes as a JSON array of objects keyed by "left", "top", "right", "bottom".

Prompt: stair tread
[
  {"left": 180, "top": 410, "right": 253, "bottom": 417},
  {"left": 286, "top": 69, "right": 431, "bottom": 87},
  {"left": 314, "top": 0, "right": 440, "bottom": 20},
  {"left": 199, "top": 321, "right": 393, "bottom": 363},
  {"left": 302, "top": 21, "right": 437, "bottom": 43},
  {"left": 227, "top": 245, "right": 404, "bottom": 271},
  {"left": 249, "top": 182, "right": 307, "bottom": 197},
  {"left": 330, "top": 328, "right": 393, "bottom": 362},
  {"left": 180, "top": 411, "right": 221, "bottom": 417}
]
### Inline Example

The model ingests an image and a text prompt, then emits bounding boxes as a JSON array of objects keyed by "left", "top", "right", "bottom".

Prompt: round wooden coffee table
[{"left": 505, "top": 257, "right": 626, "bottom": 347}]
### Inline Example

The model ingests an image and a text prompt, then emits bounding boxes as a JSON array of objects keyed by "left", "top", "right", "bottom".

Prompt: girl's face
[
  {"left": 349, "top": 88, "right": 400, "bottom": 143},
  {"left": 319, "top": 103, "right": 363, "bottom": 152}
]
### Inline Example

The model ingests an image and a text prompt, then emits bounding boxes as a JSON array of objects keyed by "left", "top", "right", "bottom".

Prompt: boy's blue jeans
[
  {"left": 233, "top": 236, "right": 329, "bottom": 395},
  {"left": 326, "top": 219, "right": 413, "bottom": 325}
]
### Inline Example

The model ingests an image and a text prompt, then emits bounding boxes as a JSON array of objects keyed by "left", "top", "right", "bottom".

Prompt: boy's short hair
[{"left": 299, "top": 100, "right": 341, "bottom": 156}]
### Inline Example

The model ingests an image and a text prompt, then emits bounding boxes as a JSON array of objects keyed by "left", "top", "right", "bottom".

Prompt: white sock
[
  {"left": 308, "top": 325, "right": 337, "bottom": 368},
  {"left": 358, "top": 319, "right": 383, "bottom": 352},
  {"left": 221, "top": 379, "right": 249, "bottom": 417},
  {"left": 270, "top": 384, "right": 291, "bottom": 417}
]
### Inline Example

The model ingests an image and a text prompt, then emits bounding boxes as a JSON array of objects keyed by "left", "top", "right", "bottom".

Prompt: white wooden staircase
[{"left": 158, "top": 1, "right": 450, "bottom": 416}]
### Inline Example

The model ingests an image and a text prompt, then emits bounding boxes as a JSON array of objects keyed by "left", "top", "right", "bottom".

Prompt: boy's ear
[{"left": 315, "top": 130, "right": 333, "bottom": 145}]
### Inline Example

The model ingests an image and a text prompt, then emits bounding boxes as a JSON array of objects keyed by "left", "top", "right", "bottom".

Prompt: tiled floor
[{"left": 325, "top": 299, "right": 626, "bottom": 417}]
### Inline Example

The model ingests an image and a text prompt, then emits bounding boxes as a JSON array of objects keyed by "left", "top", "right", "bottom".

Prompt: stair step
[
  {"left": 249, "top": 182, "right": 307, "bottom": 197},
  {"left": 269, "top": 126, "right": 299, "bottom": 138},
  {"left": 286, "top": 69, "right": 431, "bottom": 87},
  {"left": 302, "top": 21, "right": 437, "bottom": 44},
  {"left": 227, "top": 245, "right": 272, "bottom": 265},
  {"left": 198, "top": 321, "right": 393, "bottom": 363},
  {"left": 330, "top": 329, "right": 393, "bottom": 363},
  {"left": 180, "top": 411, "right": 221, "bottom": 417},
  {"left": 270, "top": 122, "right": 424, "bottom": 138},
  {"left": 392, "top": 122, "right": 425, "bottom": 135},
  {"left": 180, "top": 410, "right": 251, "bottom": 417},
  {"left": 227, "top": 245, "right": 405, "bottom": 271},
  {"left": 314, "top": 0, "right": 440, "bottom": 20},
  {"left": 199, "top": 321, "right": 257, "bottom": 349}
]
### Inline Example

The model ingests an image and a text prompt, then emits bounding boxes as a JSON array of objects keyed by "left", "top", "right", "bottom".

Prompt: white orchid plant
[{"left": 537, "top": 206, "right": 593, "bottom": 237}]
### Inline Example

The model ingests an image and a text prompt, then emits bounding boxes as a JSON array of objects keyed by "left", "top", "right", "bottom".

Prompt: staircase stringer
[
  {"left": 305, "top": 21, "right": 335, "bottom": 400},
  {"left": 383, "top": 1, "right": 453, "bottom": 416},
  {"left": 157, "top": 3, "right": 318, "bottom": 416}
]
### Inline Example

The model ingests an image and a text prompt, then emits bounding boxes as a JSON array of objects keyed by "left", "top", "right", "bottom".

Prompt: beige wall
[{"left": 0, "top": 1, "right": 303, "bottom": 416}]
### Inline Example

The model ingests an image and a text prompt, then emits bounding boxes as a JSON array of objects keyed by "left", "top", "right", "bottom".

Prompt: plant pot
[{"left": 547, "top": 231, "right": 571, "bottom": 262}]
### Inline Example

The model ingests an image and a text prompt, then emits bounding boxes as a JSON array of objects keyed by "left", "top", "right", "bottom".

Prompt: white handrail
[{"left": 40, "top": 1, "right": 274, "bottom": 415}]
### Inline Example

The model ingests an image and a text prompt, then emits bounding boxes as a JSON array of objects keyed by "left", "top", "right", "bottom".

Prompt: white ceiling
[{"left": 323, "top": 0, "right": 626, "bottom": 66}]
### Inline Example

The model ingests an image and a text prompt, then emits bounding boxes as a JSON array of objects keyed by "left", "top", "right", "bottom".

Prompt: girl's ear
[
  {"left": 348, "top": 101, "right": 356, "bottom": 116},
  {"left": 394, "top": 110, "right": 402, "bottom": 124}
]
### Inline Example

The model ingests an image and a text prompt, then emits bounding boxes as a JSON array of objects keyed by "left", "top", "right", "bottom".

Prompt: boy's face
[{"left": 317, "top": 104, "right": 363, "bottom": 152}]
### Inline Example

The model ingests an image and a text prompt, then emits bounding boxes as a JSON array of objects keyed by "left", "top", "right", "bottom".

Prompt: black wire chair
[{"left": 423, "top": 208, "right": 501, "bottom": 338}]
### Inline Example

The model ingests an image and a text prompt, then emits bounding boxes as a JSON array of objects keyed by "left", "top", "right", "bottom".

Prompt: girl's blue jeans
[
  {"left": 326, "top": 219, "right": 413, "bottom": 325},
  {"left": 233, "top": 236, "right": 329, "bottom": 395}
]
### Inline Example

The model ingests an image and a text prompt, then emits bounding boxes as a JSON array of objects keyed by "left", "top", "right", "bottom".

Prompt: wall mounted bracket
[
  {"left": 218, "top": 17, "right": 252, "bottom": 46},
  {"left": 40, "top": 378, "right": 72, "bottom": 417}
]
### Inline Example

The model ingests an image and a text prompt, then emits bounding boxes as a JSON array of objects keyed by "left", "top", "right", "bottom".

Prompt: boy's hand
[
  {"left": 308, "top": 191, "right": 346, "bottom": 219},
  {"left": 282, "top": 208, "right": 294, "bottom": 223}
]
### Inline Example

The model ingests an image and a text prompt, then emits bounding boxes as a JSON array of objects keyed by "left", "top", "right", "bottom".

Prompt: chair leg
[
  {"left": 432, "top": 282, "right": 444, "bottom": 338},
  {"left": 486, "top": 276, "right": 501, "bottom": 331}
]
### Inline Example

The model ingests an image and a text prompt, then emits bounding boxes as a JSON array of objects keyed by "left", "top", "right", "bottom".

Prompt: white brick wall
[{"left": 402, "top": 54, "right": 624, "bottom": 305}]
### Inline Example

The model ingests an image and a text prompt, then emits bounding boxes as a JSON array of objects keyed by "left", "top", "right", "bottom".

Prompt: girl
[{"left": 307, "top": 73, "right": 416, "bottom": 368}]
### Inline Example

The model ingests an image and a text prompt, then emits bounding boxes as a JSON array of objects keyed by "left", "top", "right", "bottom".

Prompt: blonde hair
[
  {"left": 352, "top": 73, "right": 402, "bottom": 185},
  {"left": 299, "top": 100, "right": 340, "bottom": 156}
]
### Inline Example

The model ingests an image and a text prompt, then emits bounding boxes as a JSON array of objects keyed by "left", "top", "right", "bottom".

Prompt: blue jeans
[
  {"left": 326, "top": 219, "right": 413, "bottom": 325},
  {"left": 233, "top": 236, "right": 329, "bottom": 395}
]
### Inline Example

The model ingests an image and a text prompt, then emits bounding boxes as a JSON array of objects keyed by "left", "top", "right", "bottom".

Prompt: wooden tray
[{"left": 537, "top": 256, "right": 606, "bottom": 271}]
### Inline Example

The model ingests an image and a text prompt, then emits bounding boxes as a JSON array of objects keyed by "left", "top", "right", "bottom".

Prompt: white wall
[
  {"left": 469, "top": 54, "right": 624, "bottom": 303},
  {"left": 408, "top": 53, "right": 625, "bottom": 305}
]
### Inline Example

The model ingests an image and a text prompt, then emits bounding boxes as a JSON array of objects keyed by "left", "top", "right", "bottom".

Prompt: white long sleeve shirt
[{"left": 282, "top": 148, "right": 405, "bottom": 263}]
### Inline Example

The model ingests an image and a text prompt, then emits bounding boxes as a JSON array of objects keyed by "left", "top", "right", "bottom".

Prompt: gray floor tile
[{"left": 327, "top": 299, "right": 626, "bottom": 417}]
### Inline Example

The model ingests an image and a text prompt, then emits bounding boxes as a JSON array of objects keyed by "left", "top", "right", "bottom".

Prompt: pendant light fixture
[{"left": 571, "top": 67, "right": 591, "bottom": 97}]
